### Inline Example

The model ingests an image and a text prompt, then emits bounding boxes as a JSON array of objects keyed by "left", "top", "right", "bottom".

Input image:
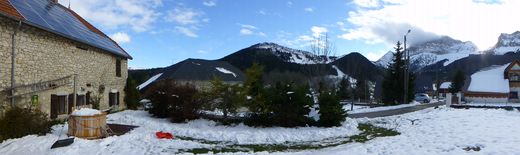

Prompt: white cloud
[
  {"left": 257, "top": 10, "right": 267, "bottom": 15},
  {"left": 59, "top": 0, "right": 161, "bottom": 32},
  {"left": 110, "top": 32, "right": 131, "bottom": 44},
  {"left": 240, "top": 28, "right": 254, "bottom": 35},
  {"left": 240, "top": 24, "right": 257, "bottom": 30},
  {"left": 366, "top": 50, "right": 387, "bottom": 61},
  {"left": 287, "top": 1, "right": 293, "bottom": 7},
  {"left": 165, "top": 6, "right": 208, "bottom": 38},
  {"left": 175, "top": 26, "right": 198, "bottom": 38},
  {"left": 203, "top": 0, "right": 216, "bottom": 7},
  {"left": 166, "top": 7, "right": 204, "bottom": 25},
  {"left": 239, "top": 24, "right": 265, "bottom": 36},
  {"left": 343, "top": 0, "right": 520, "bottom": 50},
  {"left": 311, "top": 26, "right": 328, "bottom": 38},
  {"left": 197, "top": 50, "right": 208, "bottom": 54},
  {"left": 353, "top": 0, "right": 380, "bottom": 8},
  {"left": 304, "top": 7, "right": 314, "bottom": 12},
  {"left": 277, "top": 27, "right": 332, "bottom": 48}
]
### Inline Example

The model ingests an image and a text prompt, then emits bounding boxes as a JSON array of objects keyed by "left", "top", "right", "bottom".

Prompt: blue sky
[{"left": 59, "top": 0, "right": 520, "bottom": 69}]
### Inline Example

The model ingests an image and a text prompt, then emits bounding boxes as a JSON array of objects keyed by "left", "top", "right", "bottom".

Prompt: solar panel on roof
[{"left": 8, "top": 0, "right": 130, "bottom": 58}]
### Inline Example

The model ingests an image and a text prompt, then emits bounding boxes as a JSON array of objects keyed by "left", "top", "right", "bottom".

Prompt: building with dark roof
[
  {"left": 139, "top": 59, "right": 245, "bottom": 91},
  {"left": 0, "top": 0, "right": 132, "bottom": 119}
]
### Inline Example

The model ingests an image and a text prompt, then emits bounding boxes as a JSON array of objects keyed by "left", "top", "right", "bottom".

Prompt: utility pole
[{"left": 403, "top": 29, "right": 411, "bottom": 104}]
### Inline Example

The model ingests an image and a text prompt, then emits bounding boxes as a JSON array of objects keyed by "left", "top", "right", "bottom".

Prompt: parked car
[{"left": 415, "top": 93, "right": 431, "bottom": 103}]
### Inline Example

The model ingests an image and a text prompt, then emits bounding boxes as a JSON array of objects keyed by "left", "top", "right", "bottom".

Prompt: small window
[
  {"left": 510, "top": 92, "right": 518, "bottom": 99},
  {"left": 51, "top": 94, "right": 67, "bottom": 118},
  {"left": 76, "top": 94, "right": 86, "bottom": 106},
  {"left": 116, "top": 59, "right": 122, "bottom": 77},
  {"left": 109, "top": 92, "right": 120, "bottom": 106}
]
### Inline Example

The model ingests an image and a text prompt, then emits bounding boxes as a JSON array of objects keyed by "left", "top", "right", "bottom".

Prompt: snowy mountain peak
[
  {"left": 493, "top": 31, "right": 520, "bottom": 54},
  {"left": 404, "top": 36, "right": 478, "bottom": 70},
  {"left": 249, "top": 42, "right": 336, "bottom": 64},
  {"left": 375, "top": 51, "right": 394, "bottom": 67},
  {"left": 408, "top": 36, "right": 477, "bottom": 56}
]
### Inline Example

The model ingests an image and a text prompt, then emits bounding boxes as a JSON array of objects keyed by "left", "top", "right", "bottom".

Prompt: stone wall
[{"left": 0, "top": 16, "right": 128, "bottom": 118}]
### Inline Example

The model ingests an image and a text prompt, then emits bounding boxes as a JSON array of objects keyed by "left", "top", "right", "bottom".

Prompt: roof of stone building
[
  {"left": 0, "top": 0, "right": 132, "bottom": 59},
  {"left": 158, "top": 59, "right": 246, "bottom": 82}
]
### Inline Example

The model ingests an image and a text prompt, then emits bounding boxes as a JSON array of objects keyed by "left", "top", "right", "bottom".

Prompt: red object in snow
[{"left": 156, "top": 131, "right": 174, "bottom": 139}]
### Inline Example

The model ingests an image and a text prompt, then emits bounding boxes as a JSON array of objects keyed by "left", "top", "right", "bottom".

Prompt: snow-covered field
[
  {"left": 290, "top": 107, "right": 520, "bottom": 155},
  {"left": 0, "top": 110, "right": 359, "bottom": 155},
  {"left": 3, "top": 106, "right": 520, "bottom": 155}
]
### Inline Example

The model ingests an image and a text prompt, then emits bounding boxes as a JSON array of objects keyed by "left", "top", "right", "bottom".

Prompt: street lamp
[{"left": 403, "top": 29, "right": 411, "bottom": 104}]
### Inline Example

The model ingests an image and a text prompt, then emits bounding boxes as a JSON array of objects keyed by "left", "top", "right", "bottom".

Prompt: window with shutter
[
  {"left": 116, "top": 59, "right": 121, "bottom": 77},
  {"left": 86, "top": 92, "right": 91, "bottom": 105},
  {"left": 68, "top": 94, "right": 73, "bottom": 114},
  {"left": 77, "top": 94, "right": 86, "bottom": 106},
  {"left": 50, "top": 95, "right": 58, "bottom": 119},
  {"left": 109, "top": 92, "right": 115, "bottom": 106}
]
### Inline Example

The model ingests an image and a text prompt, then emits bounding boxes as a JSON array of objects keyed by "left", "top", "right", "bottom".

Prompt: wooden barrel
[{"left": 67, "top": 113, "right": 107, "bottom": 139}]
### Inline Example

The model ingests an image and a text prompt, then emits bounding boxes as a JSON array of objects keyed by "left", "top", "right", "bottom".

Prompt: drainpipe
[{"left": 11, "top": 20, "right": 22, "bottom": 107}]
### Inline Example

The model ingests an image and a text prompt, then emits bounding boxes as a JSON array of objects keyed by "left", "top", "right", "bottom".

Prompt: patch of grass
[
  {"left": 178, "top": 123, "right": 399, "bottom": 154},
  {"left": 351, "top": 123, "right": 400, "bottom": 143}
]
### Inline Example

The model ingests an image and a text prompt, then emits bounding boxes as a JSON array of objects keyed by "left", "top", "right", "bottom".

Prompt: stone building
[{"left": 0, "top": 0, "right": 132, "bottom": 119}]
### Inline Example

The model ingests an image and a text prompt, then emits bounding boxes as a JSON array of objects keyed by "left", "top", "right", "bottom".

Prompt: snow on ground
[
  {"left": 467, "top": 63, "right": 510, "bottom": 93},
  {"left": 136, "top": 73, "right": 162, "bottom": 90},
  {"left": 215, "top": 67, "right": 237, "bottom": 77},
  {"left": 0, "top": 110, "right": 359, "bottom": 155},
  {"left": 71, "top": 108, "right": 101, "bottom": 116},
  {"left": 345, "top": 102, "right": 420, "bottom": 114},
  {"left": 4, "top": 106, "right": 520, "bottom": 154},
  {"left": 281, "top": 107, "right": 520, "bottom": 155}
]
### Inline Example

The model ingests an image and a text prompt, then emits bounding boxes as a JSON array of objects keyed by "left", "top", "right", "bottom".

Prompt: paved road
[{"left": 348, "top": 102, "right": 445, "bottom": 118}]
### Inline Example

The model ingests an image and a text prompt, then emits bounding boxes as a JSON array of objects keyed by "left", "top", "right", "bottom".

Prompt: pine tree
[
  {"left": 382, "top": 41, "right": 415, "bottom": 105},
  {"left": 243, "top": 63, "right": 268, "bottom": 114},
  {"left": 449, "top": 70, "right": 465, "bottom": 94},
  {"left": 208, "top": 77, "right": 244, "bottom": 119},
  {"left": 337, "top": 76, "right": 351, "bottom": 100},
  {"left": 318, "top": 91, "right": 346, "bottom": 127},
  {"left": 124, "top": 76, "right": 140, "bottom": 110}
]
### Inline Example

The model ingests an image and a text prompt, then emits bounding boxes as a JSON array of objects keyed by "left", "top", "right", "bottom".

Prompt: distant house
[
  {"left": 465, "top": 61, "right": 520, "bottom": 103},
  {"left": 138, "top": 59, "right": 245, "bottom": 91},
  {"left": 438, "top": 82, "right": 451, "bottom": 98},
  {"left": 0, "top": 0, "right": 132, "bottom": 118}
]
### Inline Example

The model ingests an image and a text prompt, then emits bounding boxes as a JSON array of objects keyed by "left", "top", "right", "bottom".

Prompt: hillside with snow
[
  {"left": 492, "top": 31, "right": 520, "bottom": 55},
  {"left": 251, "top": 42, "right": 336, "bottom": 64},
  {"left": 376, "top": 36, "right": 478, "bottom": 71}
]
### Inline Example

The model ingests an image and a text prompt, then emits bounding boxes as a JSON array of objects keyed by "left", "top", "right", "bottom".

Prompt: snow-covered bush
[{"left": 0, "top": 107, "right": 53, "bottom": 141}]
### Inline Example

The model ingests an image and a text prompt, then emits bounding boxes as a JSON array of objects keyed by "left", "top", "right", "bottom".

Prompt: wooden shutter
[
  {"left": 116, "top": 92, "right": 120, "bottom": 105},
  {"left": 86, "top": 92, "right": 91, "bottom": 105},
  {"left": 116, "top": 60, "right": 121, "bottom": 77},
  {"left": 109, "top": 92, "right": 114, "bottom": 106},
  {"left": 68, "top": 94, "right": 74, "bottom": 114},
  {"left": 50, "top": 94, "right": 58, "bottom": 119}
]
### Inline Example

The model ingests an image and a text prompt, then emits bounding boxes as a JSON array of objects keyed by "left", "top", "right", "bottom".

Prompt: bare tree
[{"left": 306, "top": 33, "right": 337, "bottom": 91}]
